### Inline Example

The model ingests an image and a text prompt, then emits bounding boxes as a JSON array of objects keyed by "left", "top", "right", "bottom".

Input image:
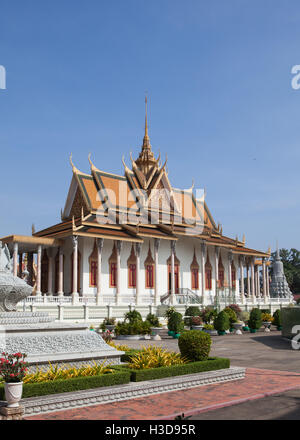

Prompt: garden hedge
[
  {"left": 120, "top": 350, "right": 142, "bottom": 363},
  {"left": 0, "top": 370, "right": 130, "bottom": 400},
  {"left": 113, "top": 357, "right": 230, "bottom": 382}
]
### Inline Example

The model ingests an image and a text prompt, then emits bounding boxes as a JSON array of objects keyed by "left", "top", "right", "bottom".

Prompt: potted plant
[
  {"left": 203, "top": 323, "right": 217, "bottom": 335},
  {"left": 191, "top": 316, "right": 204, "bottom": 331},
  {"left": 223, "top": 307, "right": 238, "bottom": 332},
  {"left": 146, "top": 313, "right": 163, "bottom": 337},
  {"left": 165, "top": 307, "right": 177, "bottom": 336},
  {"left": 273, "top": 309, "right": 282, "bottom": 331},
  {"left": 261, "top": 312, "right": 273, "bottom": 332},
  {"left": 214, "top": 310, "right": 230, "bottom": 335},
  {"left": 241, "top": 311, "right": 250, "bottom": 331},
  {"left": 100, "top": 317, "right": 116, "bottom": 332},
  {"left": 184, "top": 306, "right": 201, "bottom": 327},
  {"left": 248, "top": 308, "right": 262, "bottom": 333},
  {"left": 168, "top": 312, "right": 184, "bottom": 338},
  {"left": 0, "top": 352, "right": 28, "bottom": 408}
]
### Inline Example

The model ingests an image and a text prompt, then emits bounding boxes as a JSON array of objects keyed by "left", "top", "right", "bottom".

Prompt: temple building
[{"left": 1, "top": 99, "right": 275, "bottom": 308}]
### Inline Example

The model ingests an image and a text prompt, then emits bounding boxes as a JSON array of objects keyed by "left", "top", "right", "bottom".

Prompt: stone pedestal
[
  {"left": 0, "top": 312, "right": 124, "bottom": 372},
  {"left": 0, "top": 404, "right": 24, "bottom": 420}
]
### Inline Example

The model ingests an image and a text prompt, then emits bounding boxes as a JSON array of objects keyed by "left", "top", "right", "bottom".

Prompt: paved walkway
[{"left": 25, "top": 367, "right": 300, "bottom": 420}]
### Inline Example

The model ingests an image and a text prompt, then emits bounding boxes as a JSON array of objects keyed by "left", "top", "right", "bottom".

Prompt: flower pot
[
  {"left": 168, "top": 330, "right": 175, "bottom": 336},
  {"left": 229, "top": 328, "right": 235, "bottom": 333},
  {"left": 250, "top": 328, "right": 257, "bottom": 333},
  {"left": 105, "top": 325, "right": 116, "bottom": 332},
  {"left": 150, "top": 327, "right": 163, "bottom": 337},
  {"left": 116, "top": 334, "right": 144, "bottom": 340},
  {"left": 191, "top": 325, "right": 204, "bottom": 331},
  {"left": 218, "top": 330, "right": 226, "bottom": 335},
  {"left": 262, "top": 321, "right": 271, "bottom": 332},
  {"left": 173, "top": 333, "right": 181, "bottom": 339},
  {"left": 277, "top": 326, "right": 282, "bottom": 331},
  {"left": 4, "top": 382, "right": 23, "bottom": 408},
  {"left": 242, "top": 326, "right": 249, "bottom": 331},
  {"left": 233, "top": 322, "right": 243, "bottom": 335}
]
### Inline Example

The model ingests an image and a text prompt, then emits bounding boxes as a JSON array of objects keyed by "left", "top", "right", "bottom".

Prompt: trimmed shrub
[
  {"left": 227, "top": 304, "right": 242, "bottom": 319},
  {"left": 214, "top": 311, "right": 230, "bottom": 332},
  {"left": 223, "top": 307, "right": 238, "bottom": 326},
  {"left": 184, "top": 306, "right": 201, "bottom": 326},
  {"left": 0, "top": 370, "right": 130, "bottom": 400},
  {"left": 185, "top": 306, "right": 201, "bottom": 317},
  {"left": 241, "top": 311, "right": 250, "bottom": 323},
  {"left": 117, "top": 357, "right": 230, "bottom": 382},
  {"left": 115, "top": 320, "right": 151, "bottom": 336},
  {"left": 146, "top": 313, "right": 161, "bottom": 327},
  {"left": 200, "top": 307, "right": 218, "bottom": 324},
  {"left": 248, "top": 308, "right": 262, "bottom": 330},
  {"left": 168, "top": 312, "right": 184, "bottom": 334},
  {"left": 164, "top": 307, "right": 177, "bottom": 319},
  {"left": 178, "top": 330, "right": 211, "bottom": 362},
  {"left": 124, "top": 310, "right": 142, "bottom": 323},
  {"left": 273, "top": 309, "right": 282, "bottom": 327}
]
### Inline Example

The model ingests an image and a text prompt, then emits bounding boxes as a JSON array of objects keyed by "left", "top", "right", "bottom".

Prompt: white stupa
[{"left": 269, "top": 247, "right": 293, "bottom": 299}]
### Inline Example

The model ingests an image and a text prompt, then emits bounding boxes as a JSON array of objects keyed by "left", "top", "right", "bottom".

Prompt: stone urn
[
  {"left": 233, "top": 322, "right": 243, "bottom": 335},
  {"left": 4, "top": 382, "right": 23, "bottom": 408},
  {"left": 191, "top": 325, "right": 204, "bottom": 331},
  {"left": 105, "top": 325, "right": 116, "bottom": 332},
  {"left": 150, "top": 327, "right": 162, "bottom": 340},
  {"left": 262, "top": 321, "right": 271, "bottom": 332}
]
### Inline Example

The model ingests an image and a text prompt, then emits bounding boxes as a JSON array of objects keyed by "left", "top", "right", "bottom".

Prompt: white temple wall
[{"left": 63, "top": 236, "right": 241, "bottom": 298}]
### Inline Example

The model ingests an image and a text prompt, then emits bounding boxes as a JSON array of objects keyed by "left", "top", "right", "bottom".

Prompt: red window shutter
[
  {"left": 90, "top": 261, "right": 97, "bottom": 287},
  {"left": 110, "top": 263, "right": 117, "bottom": 287}
]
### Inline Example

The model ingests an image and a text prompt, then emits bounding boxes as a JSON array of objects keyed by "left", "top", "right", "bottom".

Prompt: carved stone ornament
[
  {"left": 0, "top": 242, "right": 32, "bottom": 312},
  {"left": 72, "top": 235, "right": 78, "bottom": 249}
]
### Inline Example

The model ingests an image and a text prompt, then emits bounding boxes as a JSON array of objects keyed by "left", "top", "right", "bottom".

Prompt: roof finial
[{"left": 145, "top": 93, "right": 148, "bottom": 139}]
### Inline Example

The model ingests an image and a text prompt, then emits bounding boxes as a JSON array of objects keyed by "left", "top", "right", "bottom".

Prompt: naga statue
[{"left": 0, "top": 241, "right": 32, "bottom": 312}]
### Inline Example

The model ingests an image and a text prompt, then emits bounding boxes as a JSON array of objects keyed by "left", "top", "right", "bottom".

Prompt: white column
[
  {"left": 96, "top": 238, "right": 104, "bottom": 305},
  {"left": 170, "top": 240, "right": 176, "bottom": 305},
  {"left": 72, "top": 236, "right": 79, "bottom": 302},
  {"left": 262, "top": 257, "right": 267, "bottom": 303},
  {"left": 13, "top": 242, "right": 18, "bottom": 277},
  {"left": 135, "top": 243, "right": 141, "bottom": 305},
  {"left": 47, "top": 249, "right": 54, "bottom": 296},
  {"left": 154, "top": 238, "right": 160, "bottom": 306},
  {"left": 239, "top": 256, "right": 245, "bottom": 303},
  {"left": 254, "top": 265, "right": 258, "bottom": 297},
  {"left": 201, "top": 242, "right": 206, "bottom": 305},
  {"left": 251, "top": 257, "right": 255, "bottom": 303},
  {"left": 228, "top": 251, "right": 233, "bottom": 301},
  {"left": 215, "top": 246, "right": 220, "bottom": 299},
  {"left": 57, "top": 247, "right": 64, "bottom": 296},
  {"left": 266, "top": 264, "right": 270, "bottom": 297},
  {"left": 36, "top": 245, "right": 42, "bottom": 296},
  {"left": 116, "top": 240, "right": 122, "bottom": 305}
]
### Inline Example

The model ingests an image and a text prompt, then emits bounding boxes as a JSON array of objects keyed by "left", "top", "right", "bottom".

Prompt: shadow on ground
[{"left": 251, "top": 335, "right": 293, "bottom": 350}]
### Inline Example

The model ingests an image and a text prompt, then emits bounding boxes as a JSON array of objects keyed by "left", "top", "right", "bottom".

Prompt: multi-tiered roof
[{"left": 34, "top": 99, "right": 269, "bottom": 258}]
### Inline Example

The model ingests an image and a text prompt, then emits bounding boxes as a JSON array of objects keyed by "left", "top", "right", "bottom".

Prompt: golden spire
[
  {"left": 142, "top": 94, "right": 150, "bottom": 149},
  {"left": 135, "top": 94, "right": 159, "bottom": 176},
  {"left": 145, "top": 94, "right": 149, "bottom": 139}
]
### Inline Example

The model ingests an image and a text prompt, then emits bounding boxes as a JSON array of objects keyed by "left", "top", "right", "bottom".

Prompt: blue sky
[{"left": 0, "top": 0, "right": 300, "bottom": 252}]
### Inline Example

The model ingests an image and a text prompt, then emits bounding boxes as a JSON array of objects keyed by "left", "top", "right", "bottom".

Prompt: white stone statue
[{"left": 0, "top": 242, "right": 32, "bottom": 312}]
